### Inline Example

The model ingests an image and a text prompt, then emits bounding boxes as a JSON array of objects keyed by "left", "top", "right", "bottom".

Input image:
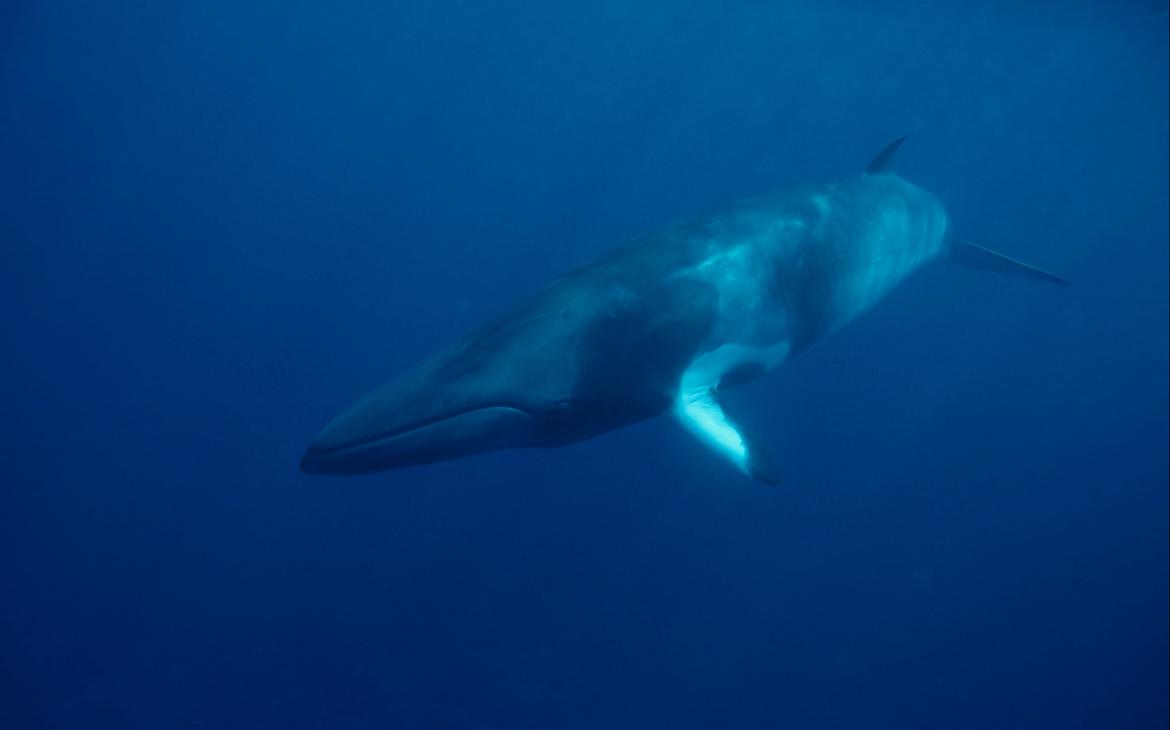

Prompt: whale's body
[{"left": 300, "top": 139, "right": 1064, "bottom": 482}]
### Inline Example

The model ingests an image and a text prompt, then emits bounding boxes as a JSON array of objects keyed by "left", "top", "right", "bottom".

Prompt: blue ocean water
[{"left": 1, "top": 1, "right": 1166, "bottom": 727}]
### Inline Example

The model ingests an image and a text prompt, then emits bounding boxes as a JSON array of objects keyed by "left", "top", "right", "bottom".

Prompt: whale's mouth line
[{"left": 306, "top": 404, "right": 534, "bottom": 457}]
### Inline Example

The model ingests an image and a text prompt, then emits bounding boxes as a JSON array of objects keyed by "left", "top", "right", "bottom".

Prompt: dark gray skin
[
  {"left": 300, "top": 140, "right": 1065, "bottom": 481},
  {"left": 301, "top": 234, "right": 726, "bottom": 474}
]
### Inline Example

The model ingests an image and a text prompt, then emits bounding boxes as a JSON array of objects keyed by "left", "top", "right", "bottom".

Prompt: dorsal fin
[{"left": 864, "top": 135, "right": 907, "bottom": 175}]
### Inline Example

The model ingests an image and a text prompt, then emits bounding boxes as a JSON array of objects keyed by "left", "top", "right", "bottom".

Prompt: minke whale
[{"left": 300, "top": 137, "right": 1066, "bottom": 483}]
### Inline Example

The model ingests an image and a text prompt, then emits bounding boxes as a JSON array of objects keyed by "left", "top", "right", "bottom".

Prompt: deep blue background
[{"left": 1, "top": 1, "right": 1166, "bottom": 728}]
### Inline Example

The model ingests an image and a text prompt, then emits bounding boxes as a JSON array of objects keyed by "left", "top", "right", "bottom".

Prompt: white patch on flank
[{"left": 835, "top": 199, "right": 948, "bottom": 326}]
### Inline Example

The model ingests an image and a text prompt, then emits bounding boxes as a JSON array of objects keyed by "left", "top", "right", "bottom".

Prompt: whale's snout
[
  {"left": 300, "top": 400, "right": 539, "bottom": 475},
  {"left": 299, "top": 330, "right": 563, "bottom": 476},
  {"left": 299, "top": 267, "right": 704, "bottom": 476}
]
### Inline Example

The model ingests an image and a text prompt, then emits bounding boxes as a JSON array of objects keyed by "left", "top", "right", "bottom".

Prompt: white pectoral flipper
[{"left": 674, "top": 385, "right": 781, "bottom": 484}]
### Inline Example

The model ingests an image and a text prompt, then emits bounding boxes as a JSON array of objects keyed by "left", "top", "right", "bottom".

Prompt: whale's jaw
[{"left": 300, "top": 403, "right": 539, "bottom": 475}]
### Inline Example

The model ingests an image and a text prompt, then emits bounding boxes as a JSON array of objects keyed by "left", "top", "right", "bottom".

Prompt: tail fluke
[{"left": 946, "top": 240, "right": 1070, "bottom": 287}]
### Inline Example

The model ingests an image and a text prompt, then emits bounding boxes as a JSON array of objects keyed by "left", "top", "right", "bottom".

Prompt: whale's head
[
  {"left": 299, "top": 310, "right": 581, "bottom": 475},
  {"left": 300, "top": 400, "right": 552, "bottom": 476},
  {"left": 300, "top": 277, "right": 719, "bottom": 476}
]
